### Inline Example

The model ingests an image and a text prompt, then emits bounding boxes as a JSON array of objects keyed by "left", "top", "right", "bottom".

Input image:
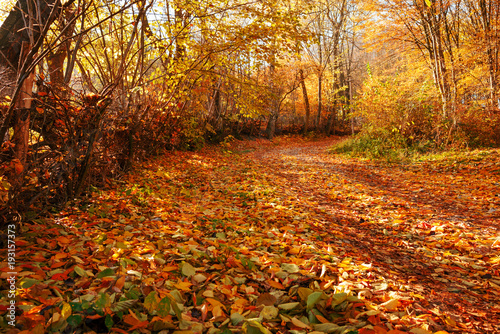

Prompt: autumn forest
[{"left": 0, "top": 0, "right": 500, "bottom": 333}]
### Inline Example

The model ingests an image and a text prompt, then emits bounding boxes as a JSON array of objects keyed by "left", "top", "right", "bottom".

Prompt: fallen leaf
[
  {"left": 291, "top": 317, "right": 312, "bottom": 329},
  {"left": 181, "top": 262, "right": 196, "bottom": 277}
]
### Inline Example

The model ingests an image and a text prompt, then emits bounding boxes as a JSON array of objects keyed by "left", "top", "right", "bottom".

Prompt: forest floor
[{"left": 2, "top": 136, "right": 500, "bottom": 334}]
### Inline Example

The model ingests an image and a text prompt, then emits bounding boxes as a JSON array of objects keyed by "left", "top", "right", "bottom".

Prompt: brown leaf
[{"left": 256, "top": 293, "right": 277, "bottom": 306}]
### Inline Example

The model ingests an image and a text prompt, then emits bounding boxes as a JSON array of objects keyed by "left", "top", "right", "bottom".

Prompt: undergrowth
[
  {"left": 328, "top": 131, "right": 430, "bottom": 162},
  {"left": 327, "top": 126, "right": 500, "bottom": 163}
]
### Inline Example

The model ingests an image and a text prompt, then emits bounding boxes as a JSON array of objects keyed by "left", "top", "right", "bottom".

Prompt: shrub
[{"left": 457, "top": 107, "right": 500, "bottom": 147}]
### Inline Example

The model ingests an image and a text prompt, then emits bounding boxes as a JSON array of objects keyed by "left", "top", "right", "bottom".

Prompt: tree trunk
[
  {"left": 265, "top": 61, "right": 279, "bottom": 140},
  {"left": 479, "top": 0, "right": 499, "bottom": 109},
  {"left": 266, "top": 113, "right": 277, "bottom": 140},
  {"left": 316, "top": 37, "right": 322, "bottom": 129},
  {"left": 299, "top": 69, "right": 311, "bottom": 133},
  {"left": 174, "top": 7, "right": 190, "bottom": 62},
  {"left": 418, "top": 0, "right": 452, "bottom": 119},
  {"left": 0, "top": 0, "right": 67, "bottom": 145},
  {"left": 47, "top": 7, "right": 77, "bottom": 88},
  {"left": 0, "top": 0, "right": 59, "bottom": 69},
  {"left": 12, "top": 43, "right": 34, "bottom": 170},
  {"left": 317, "top": 73, "right": 322, "bottom": 130},
  {"left": 326, "top": 105, "right": 336, "bottom": 135}
]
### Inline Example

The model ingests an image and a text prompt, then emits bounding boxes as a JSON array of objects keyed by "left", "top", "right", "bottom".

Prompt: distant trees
[
  {"left": 352, "top": 0, "right": 500, "bottom": 150},
  {"left": 1, "top": 0, "right": 500, "bottom": 215},
  {"left": 296, "top": 0, "right": 363, "bottom": 134},
  {"left": 0, "top": 0, "right": 310, "bottom": 212},
  {"left": 463, "top": 0, "right": 500, "bottom": 109}
]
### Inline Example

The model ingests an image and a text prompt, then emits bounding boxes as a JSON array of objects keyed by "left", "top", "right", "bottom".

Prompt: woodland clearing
[{"left": 2, "top": 136, "right": 500, "bottom": 334}]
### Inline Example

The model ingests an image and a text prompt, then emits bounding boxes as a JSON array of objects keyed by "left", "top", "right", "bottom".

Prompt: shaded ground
[
  {"left": 246, "top": 136, "right": 500, "bottom": 333},
  {"left": 1, "top": 136, "right": 499, "bottom": 334}
]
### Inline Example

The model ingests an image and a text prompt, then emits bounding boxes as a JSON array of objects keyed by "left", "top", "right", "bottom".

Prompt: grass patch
[
  {"left": 414, "top": 148, "right": 498, "bottom": 164},
  {"left": 329, "top": 134, "right": 415, "bottom": 162},
  {"left": 330, "top": 133, "right": 499, "bottom": 165}
]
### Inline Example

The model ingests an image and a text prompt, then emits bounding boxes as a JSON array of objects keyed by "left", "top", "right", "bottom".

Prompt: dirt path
[
  {"left": 242, "top": 136, "right": 500, "bottom": 333},
  {"left": 6, "top": 136, "right": 499, "bottom": 334}
]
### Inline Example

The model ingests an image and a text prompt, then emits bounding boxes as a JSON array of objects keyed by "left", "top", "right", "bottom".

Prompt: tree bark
[
  {"left": 0, "top": 0, "right": 59, "bottom": 70},
  {"left": 316, "top": 37, "right": 322, "bottom": 129},
  {"left": 476, "top": 0, "right": 499, "bottom": 109},
  {"left": 416, "top": 0, "right": 453, "bottom": 119},
  {"left": 12, "top": 43, "right": 34, "bottom": 167},
  {"left": 47, "top": 7, "right": 77, "bottom": 88},
  {"left": 265, "top": 61, "right": 279, "bottom": 140},
  {"left": 266, "top": 113, "right": 277, "bottom": 140},
  {"left": 0, "top": 0, "right": 65, "bottom": 145},
  {"left": 299, "top": 69, "right": 311, "bottom": 133}
]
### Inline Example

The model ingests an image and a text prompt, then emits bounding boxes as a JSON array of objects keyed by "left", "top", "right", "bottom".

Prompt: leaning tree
[{"left": 0, "top": 0, "right": 67, "bottom": 162}]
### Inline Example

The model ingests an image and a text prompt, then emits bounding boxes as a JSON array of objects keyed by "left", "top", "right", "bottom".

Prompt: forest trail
[
  {"left": 242, "top": 136, "right": 500, "bottom": 333},
  {"left": 4, "top": 136, "right": 500, "bottom": 334}
]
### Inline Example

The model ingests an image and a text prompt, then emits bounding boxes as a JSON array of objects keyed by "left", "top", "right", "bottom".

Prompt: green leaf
[
  {"left": 330, "top": 293, "right": 348, "bottom": 307},
  {"left": 105, "top": 314, "right": 114, "bottom": 330},
  {"left": 297, "top": 287, "right": 313, "bottom": 302},
  {"left": 313, "top": 323, "right": 344, "bottom": 333},
  {"left": 94, "top": 292, "right": 110, "bottom": 311},
  {"left": 126, "top": 287, "right": 141, "bottom": 300},
  {"left": 346, "top": 296, "right": 362, "bottom": 302},
  {"left": 171, "top": 300, "right": 182, "bottom": 320},
  {"left": 278, "top": 302, "right": 301, "bottom": 310},
  {"left": 181, "top": 262, "right": 196, "bottom": 277},
  {"left": 260, "top": 305, "right": 278, "bottom": 320},
  {"left": 74, "top": 266, "right": 87, "bottom": 277},
  {"left": 96, "top": 268, "right": 115, "bottom": 279},
  {"left": 116, "top": 242, "right": 129, "bottom": 249},
  {"left": 170, "top": 290, "right": 184, "bottom": 303},
  {"left": 69, "top": 302, "right": 83, "bottom": 312},
  {"left": 216, "top": 232, "right": 226, "bottom": 239},
  {"left": 231, "top": 312, "right": 245, "bottom": 325},
  {"left": 94, "top": 233, "right": 107, "bottom": 244},
  {"left": 120, "top": 258, "right": 136, "bottom": 268},
  {"left": 306, "top": 292, "right": 323, "bottom": 311},
  {"left": 112, "top": 299, "right": 137, "bottom": 313},
  {"left": 19, "top": 278, "right": 39, "bottom": 288},
  {"left": 308, "top": 309, "right": 323, "bottom": 324},
  {"left": 244, "top": 320, "right": 272, "bottom": 334},
  {"left": 81, "top": 300, "right": 92, "bottom": 310},
  {"left": 67, "top": 315, "right": 83, "bottom": 327},
  {"left": 144, "top": 291, "right": 159, "bottom": 314},
  {"left": 157, "top": 296, "right": 171, "bottom": 317}
]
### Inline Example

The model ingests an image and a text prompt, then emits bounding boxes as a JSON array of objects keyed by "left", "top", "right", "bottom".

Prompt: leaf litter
[{"left": 1, "top": 136, "right": 499, "bottom": 334}]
